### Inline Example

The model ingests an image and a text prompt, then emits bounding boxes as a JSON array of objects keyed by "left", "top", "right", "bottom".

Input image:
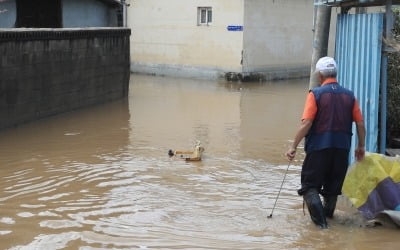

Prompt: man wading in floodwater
[{"left": 286, "top": 57, "right": 366, "bottom": 229}]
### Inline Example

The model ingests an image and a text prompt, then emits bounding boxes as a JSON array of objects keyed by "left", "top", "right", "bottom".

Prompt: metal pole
[
  {"left": 309, "top": 4, "right": 332, "bottom": 89},
  {"left": 380, "top": 0, "right": 393, "bottom": 154},
  {"left": 381, "top": 55, "right": 388, "bottom": 154},
  {"left": 121, "top": 0, "right": 127, "bottom": 27},
  {"left": 267, "top": 162, "right": 291, "bottom": 218}
]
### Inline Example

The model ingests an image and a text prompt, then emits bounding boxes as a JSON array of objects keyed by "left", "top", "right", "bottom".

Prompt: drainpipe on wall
[
  {"left": 309, "top": 3, "right": 332, "bottom": 89},
  {"left": 121, "top": 0, "right": 127, "bottom": 27}
]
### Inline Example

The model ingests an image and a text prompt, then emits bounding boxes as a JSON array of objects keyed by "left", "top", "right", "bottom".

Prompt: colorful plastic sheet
[{"left": 343, "top": 153, "right": 400, "bottom": 225}]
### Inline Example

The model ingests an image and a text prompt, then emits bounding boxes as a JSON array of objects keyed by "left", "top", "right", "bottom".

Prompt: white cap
[{"left": 315, "top": 56, "right": 337, "bottom": 73}]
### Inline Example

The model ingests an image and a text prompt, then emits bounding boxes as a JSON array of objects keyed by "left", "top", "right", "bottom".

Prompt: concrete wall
[
  {"left": 242, "top": 0, "right": 313, "bottom": 80},
  {"left": 0, "top": 28, "right": 131, "bottom": 130},
  {"left": 128, "top": 0, "right": 338, "bottom": 81},
  {"left": 128, "top": 0, "right": 244, "bottom": 79},
  {"left": 240, "top": 0, "right": 338, "bottom": 81},
  {"left": 0, "top": 0, "right": 16, "bottom": 28},
  {"left": 62, "top": 0, "right": 119, "bottom": 27}
]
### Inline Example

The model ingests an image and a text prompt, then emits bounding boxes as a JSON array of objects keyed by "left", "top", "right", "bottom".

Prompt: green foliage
[{"left": 387, "top": 9, "right": 400, "bottom": 140}]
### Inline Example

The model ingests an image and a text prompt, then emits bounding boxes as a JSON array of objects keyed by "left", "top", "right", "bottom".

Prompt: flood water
[{"left": 0, "top": 74, "right": 398, "bottom": 249}]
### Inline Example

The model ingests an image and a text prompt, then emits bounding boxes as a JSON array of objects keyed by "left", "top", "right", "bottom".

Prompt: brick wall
[{"left": 0, "top": 28, "right": 131, "bottom": 129}]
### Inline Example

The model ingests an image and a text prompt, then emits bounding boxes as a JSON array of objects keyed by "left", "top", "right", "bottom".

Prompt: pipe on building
[{"left": 121, "top": 0, "right": 127, "bottom": 27}]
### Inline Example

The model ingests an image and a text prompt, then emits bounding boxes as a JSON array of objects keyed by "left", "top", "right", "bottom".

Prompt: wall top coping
[{"left": 0, "top": 28, "right": 131, "bottom": 42}]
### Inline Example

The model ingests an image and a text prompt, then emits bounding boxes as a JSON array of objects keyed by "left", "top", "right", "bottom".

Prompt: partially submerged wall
[
  {"left": 129, "top": 0, "right": 245, "bottom": 79},
  {"left": 242, "top": 0, "right": 313, "bottom": 80},
  {"left": 241, "top": 0, "right": 337, "bottom": 81},
  {"left": 0, "top": 28, "right": 131, "bottom": 130}
]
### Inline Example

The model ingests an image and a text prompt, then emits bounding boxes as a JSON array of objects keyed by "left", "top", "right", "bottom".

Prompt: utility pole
[{"left": 309, "top": 3, "right": 332, "bottom": 89}]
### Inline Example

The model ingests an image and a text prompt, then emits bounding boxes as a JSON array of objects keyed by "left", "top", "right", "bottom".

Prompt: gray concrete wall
[
  {"left": 0, "top": 0, "right": 16, "bottom": 28},
  {"left": 0, "top": 28, "right": 131, "bottom": 130},
  {"left": 242, "top": 0, "right": 313, "bottom": 80},
  {"left": 62, "top": 0, "right": 118, "bottom": 27}
]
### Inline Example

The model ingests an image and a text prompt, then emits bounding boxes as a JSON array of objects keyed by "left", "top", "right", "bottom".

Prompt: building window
[{"left": 198, "top": 7, "right": 212, "bottom": 25}]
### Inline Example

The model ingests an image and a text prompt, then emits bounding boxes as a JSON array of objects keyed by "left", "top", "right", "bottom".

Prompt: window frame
[{"left": 197, "top": 7, "right": 212, "bottom": 26}]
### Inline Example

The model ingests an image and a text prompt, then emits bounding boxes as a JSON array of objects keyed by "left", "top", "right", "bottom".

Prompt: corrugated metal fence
[{"left": 335, "top": 13, "right": 384, "bottom": 163}]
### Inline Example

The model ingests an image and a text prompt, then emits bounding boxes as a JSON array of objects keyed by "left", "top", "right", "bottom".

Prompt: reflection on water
[{"left": 0, "top": 74, "right": 398, "bottom": 249}]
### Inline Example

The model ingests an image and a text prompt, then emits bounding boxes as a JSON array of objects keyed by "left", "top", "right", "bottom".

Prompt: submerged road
[{"left": 0, "top": 74, "right": 398, "bottom": 249}]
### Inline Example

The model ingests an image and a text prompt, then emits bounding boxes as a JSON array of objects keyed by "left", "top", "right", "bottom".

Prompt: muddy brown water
[{"left": 0, "top": 74, "right": 398, "bottom": 249}]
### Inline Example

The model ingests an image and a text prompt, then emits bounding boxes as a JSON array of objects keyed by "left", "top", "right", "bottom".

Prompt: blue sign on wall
[{"left": 227, "top": 25, "right": 243, "bottom": 31}]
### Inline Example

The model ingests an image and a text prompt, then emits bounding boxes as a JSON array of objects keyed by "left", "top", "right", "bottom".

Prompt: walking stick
[{"left": 267, "top": 162, "right": 291, "bottom": 218}]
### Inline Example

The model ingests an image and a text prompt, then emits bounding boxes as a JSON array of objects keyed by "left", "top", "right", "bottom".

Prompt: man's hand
[
  {"left": 355, "top": 146, "right": 365, "bottom": 161},
  {"left": 285, "top": 119, "right": 312, "bottom": 162},
  {"left": 286, "top": 148, "right": 296, "bottom": 161},
  {"left": 355, "top": 121, "right": 366, "bottom": 162}
]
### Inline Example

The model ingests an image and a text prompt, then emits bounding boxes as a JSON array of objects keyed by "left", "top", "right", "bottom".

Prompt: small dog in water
[{"left": 168, "top": 141, "right": 204, "bottom": 161}]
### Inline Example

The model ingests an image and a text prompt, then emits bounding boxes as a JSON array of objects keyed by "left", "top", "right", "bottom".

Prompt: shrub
[{"left": 387, "top": 8, "right": 400, "bottom": 144}]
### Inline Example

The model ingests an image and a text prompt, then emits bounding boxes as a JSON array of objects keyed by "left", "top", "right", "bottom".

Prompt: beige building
[{"left": 128, "top": 0, "right": 335, "bottom": 80}]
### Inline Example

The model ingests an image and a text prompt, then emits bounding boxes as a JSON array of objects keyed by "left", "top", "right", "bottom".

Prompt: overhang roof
[
  {"left": 98, "top": 0, "right": 121, "bottom": 7},
  {"left": 317, "top": 0, "right": 400, "bottom": 7}
]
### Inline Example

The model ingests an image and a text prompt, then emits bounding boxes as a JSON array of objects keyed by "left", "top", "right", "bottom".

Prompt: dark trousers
[{"left": 298, "top": 148, "right": 349, "bottom": 196}]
